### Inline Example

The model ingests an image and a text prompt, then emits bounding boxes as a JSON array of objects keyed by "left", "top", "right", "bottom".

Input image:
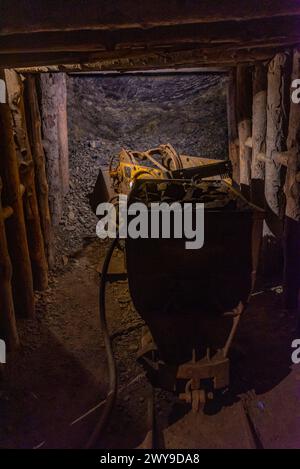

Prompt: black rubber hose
[{"left": 85, "top": 235, "right": 119, "bottom": 449}]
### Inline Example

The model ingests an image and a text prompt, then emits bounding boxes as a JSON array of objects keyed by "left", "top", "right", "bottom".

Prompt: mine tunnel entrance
[{"left": 56, "top": 72, "right": 229, "bottom": 260}]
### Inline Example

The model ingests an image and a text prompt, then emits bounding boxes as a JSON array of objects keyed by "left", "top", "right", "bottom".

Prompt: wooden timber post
[
  {"left": 263, "top": 52, "right": 292, "bottom": 277},
  {"left": 57, "top": 73, "right": 69, "bottom": 196},
  {"left": 5, "top": 70, "right": 48, "bottom": 291},
  {"left": 251, "top": 63, "right": 267, "bottom": 208},
  {"left": 39, "top": 73, "right": 62, "bottom": 225},
  {"left": 0, "top": 69, "right": 35, "bottom": 318},
  {"left": 236, "top": 64, "right": 253, "bottom": 199},
  {"left": 265, "top": 52, "right": 291, "bottom": 237},
  {"left": 283, "top": 48, "right": 300, "bottom": 309},
  {"left": 227, "top": 68, "right": 239, "bottom": 186},
  {"left": 25, "top": 75, "right": 54, "bottom": 268},
  {"left": 39, "top": 73, "right": 69, "bottom": 225},
  {"left": 0, "top": 177, "right": 19, "bottom": 349}
]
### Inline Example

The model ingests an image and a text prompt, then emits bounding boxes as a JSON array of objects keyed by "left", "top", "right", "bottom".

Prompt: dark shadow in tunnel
[
  {"left": 163, "top": 289, "right": 296, "bottom": 431},
  {"left": 283, "top": 216, "right": 300, "bottom": 309},
  {"left": 223, "top": 290, "right": 296, "bottom": 407},
  {"left": 0, "top": 325, "right": 107, "bottom": 449},
  {"left": 150, "top": 287, "right": 297, "bottom": 431}
]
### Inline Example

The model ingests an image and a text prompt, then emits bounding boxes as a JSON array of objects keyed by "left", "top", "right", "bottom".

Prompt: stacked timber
[
  {"left": 5, "top": 70, "right": 48, "bottom": 290},
  {"left": 0, "top": 69, "right": 35, "bottom": 319}
]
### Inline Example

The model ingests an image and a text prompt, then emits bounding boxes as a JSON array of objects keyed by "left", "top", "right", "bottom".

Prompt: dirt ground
[{"left": 1, "top": 236, "right": 300, "bottom": 449}]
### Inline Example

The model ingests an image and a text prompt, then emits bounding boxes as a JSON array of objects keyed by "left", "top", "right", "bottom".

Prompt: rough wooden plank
[
  {"left": 9, "top": 44, "right": 292, "bottom": 71},
  {"left": 1, "top": 0, "right": 300, "bottom": 35},
  {"left": 1, "top": 16, "right": 300, "bottom": 54}
]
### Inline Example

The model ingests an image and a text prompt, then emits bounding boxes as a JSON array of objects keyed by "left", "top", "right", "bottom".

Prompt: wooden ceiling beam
[
  {"left": 0, "top": 16, "right": 300, "bottom": 54},
  {"left": 7, "top": 45, "right": 293, "bottom": 73},
  {"left": 1, "top": 0, "right": 300, "bottom": 35}
]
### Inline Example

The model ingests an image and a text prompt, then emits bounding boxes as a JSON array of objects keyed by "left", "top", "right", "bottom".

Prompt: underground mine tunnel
[{"left": 0, "top": 1, "right": 300, "bottom": 452}]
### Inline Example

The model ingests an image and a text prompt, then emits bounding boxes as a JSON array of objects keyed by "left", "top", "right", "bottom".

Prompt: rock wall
[
  {"left": 67, "top": 73, "right": 228, "bottom": 161},
  {"left": 52, "top": 73, "right": 229, "bottom": 263}
]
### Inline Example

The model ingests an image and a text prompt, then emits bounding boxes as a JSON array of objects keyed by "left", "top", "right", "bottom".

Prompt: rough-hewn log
[
  {"left": 283, "top": 48, "right": 300, "bottom": 308},
  {"left": 24, "top": 75, "right": 54, "bottom": 268},
  {"left": 0, "top": 177, "right": 19, "bottom": 350},
  {"left": 265, "top": 52, "right": 292, "bottom": 238},
  {"left": 251, "top": 63, "right": 267, "bottom": 207},
  {"left": 57, "top": 74, "right": 69, "bottom": 195},
  {"left": 39, "top": 73, "right": 63, "bottom": 225},
  {"left": 236, "top": 64, "right": 253, "bottom": 199},
  {"left": 5, "top": 44, "right": 294, "bottom": 70},
  {"left": 226, "top": 68, "right": 239, "bottom": 186},
  {"left": 1, "top": 1, "right": 300, "bottom": 35},
  {"left": 0, "top": 69, "right": 35, "bottom": 318},
  {"left": 1, "top": 15, "right": 300, "bottom": 54},
  {"left": 262, "top": 52, "right": 292, "bottom": 279},
  {"left": 5, "top": 70, "right": 48, "bottom": 291}
]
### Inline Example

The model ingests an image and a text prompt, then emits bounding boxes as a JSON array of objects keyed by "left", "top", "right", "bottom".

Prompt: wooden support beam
[
  {"left": 0, "top": 15, "right": 300, "bottom": 54},
  {"left": 251, "top": 63, "right": 267, "bottom": 207},
  {"left": 5, "top": 44, "right": 294, "bottom": 71},
  {"left": 0, "top": 177, "right": 19, "bottom": 350},
  {"left": 24, "top": 75, "right": 54, "bottom": 268},
  {"left": 226, "top": 68, "right": 239, "bottom": 185},
  {"left": 236, "top": 64, "right": 253, "bottom": 199},
  {"left": 283, "top": 48, "right": 300, "bottom": 308},
  {"left": 5, "top": 70, "right": 48, "bottom": 291},
  {"left": 57, "top": 74, "right": 69, "bottom": 195},
  {"left": 0, "top": 70, "right": 35, "bottom": 318},
  {"left": 260, "top": 52, "right": 292, "bottom": 280},
  {"left": 265, "top": 52, "right": 292, "bottom": 238},
  {"left": 39, "top": 73, "right": 64, "bottom": 225},
  {"left": 1, "top": 1, "right": 300, "bottom": 35}
]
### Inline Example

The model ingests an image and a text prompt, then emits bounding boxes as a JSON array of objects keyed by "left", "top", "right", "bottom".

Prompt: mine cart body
[
  {"left": 90, "top": 146, "right": 264, "bottom": 405},
  {"left": 125, "top": 178, "right": 264, "bottom": 402}
]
